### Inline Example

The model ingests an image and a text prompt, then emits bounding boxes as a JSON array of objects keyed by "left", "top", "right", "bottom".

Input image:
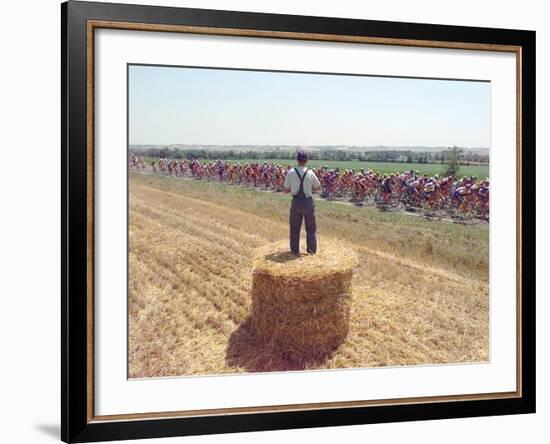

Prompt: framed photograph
[{"left": 62, "top": 1, "right": 535, "bottom": 442}]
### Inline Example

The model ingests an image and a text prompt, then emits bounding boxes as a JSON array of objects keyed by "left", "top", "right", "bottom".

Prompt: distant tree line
[{"left": 132, "top": 147, "right": 488, "bottom": 165}]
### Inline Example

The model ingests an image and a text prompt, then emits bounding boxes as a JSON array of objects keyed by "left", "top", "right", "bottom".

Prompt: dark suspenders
[{"left": 294, "top": 167, "right": 308, "bottom": 199}]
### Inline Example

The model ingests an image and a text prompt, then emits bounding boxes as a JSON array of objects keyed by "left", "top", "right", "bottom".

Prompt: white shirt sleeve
[
  {"left": 284, "top": 169, "right": 292, "bottom": 189},
  {"left": 310, "top": 171, "right": 321, "bottom": 189}
]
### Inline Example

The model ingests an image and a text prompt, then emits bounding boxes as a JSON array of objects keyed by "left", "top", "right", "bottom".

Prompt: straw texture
[{"left": 250, "top": 240, "right": 358, "bottom": 362}]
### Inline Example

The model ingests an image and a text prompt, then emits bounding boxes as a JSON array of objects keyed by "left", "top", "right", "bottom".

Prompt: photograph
[
  {"left": 127, "top": 64, "right": 491, "bottom": 379},
  {"left": 58, "top": 1, "right": 536, "bottom": 441}
]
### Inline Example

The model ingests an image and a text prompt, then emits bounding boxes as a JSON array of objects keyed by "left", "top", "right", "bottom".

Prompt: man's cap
[{"left": 296, "top": 150, "right": 309, "bottom": 162}]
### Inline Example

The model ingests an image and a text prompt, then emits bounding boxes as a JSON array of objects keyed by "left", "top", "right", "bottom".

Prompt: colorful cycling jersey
[{"left": 382, "top": 178, "right": 392, "bottom": 193}]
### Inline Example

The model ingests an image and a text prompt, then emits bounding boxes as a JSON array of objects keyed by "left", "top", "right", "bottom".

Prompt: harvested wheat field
[{"left": 128, "top": 172, "right": 489, "bottom": 378}]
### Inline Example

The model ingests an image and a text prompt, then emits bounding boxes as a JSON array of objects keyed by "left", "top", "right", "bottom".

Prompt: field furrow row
[
  {"left": 130, "top": 224, "right": 250, "bottom": 325},
  {"left": 129, "top": 208, "right": 256, "bottom": 301},
  {"left": 131, "top": 192, "right": 268, "bottom": 247},
  {"left": 136, "top": 184, "right": 288, "bottom": 240}
]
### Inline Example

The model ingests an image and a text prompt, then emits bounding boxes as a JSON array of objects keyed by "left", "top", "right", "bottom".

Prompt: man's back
[{"left": 284, "top": 166, "right": 321, "bottom": 198}]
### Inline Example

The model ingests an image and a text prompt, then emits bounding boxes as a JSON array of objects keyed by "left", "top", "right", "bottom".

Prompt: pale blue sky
[{"left": 129, "top": 64, "right": 490, "bottom": 147}]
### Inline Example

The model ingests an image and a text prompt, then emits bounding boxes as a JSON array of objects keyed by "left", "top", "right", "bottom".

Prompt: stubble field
[{"left": 128, "top": 172, "right": 489, "bottom": 378}]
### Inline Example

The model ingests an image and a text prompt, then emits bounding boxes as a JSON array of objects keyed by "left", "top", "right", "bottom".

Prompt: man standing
[{"left": 284, "top": 151, "right": 322, "bottom": 254}]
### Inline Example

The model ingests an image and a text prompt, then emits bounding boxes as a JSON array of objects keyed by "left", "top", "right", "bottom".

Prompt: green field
[{"left": 144, "top": 157, "right": 488, "bottom": 178}]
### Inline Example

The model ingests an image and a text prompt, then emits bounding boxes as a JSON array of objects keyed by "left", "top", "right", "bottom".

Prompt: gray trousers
[{"left": 290, "top": 197, "right": 317, "bottom": 254}]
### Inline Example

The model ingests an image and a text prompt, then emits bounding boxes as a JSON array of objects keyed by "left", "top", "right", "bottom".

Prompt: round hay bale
[{"left": 250, "top": 240, "right": 358, "bottom": 362}]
